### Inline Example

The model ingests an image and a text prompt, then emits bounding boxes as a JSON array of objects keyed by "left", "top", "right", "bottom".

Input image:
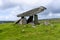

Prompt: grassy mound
[{"left": 0, "top": 22, "right": 60, "bottom": 40}]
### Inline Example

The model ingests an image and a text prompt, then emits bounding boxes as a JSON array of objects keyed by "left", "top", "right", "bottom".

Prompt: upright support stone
[
  {"left": 15, "top": 19, "right": 21, "bottom": 24},
  {"left": 19, "top": 16, "right": 27, "bottom": 25},
  {"left": 27, "top": 16, "right": 33, "bottom": 24},
  {"left": 34, "top": 15, "right": 38, "bottom": 24}
]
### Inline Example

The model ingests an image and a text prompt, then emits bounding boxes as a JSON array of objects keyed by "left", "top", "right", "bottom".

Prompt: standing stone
[
  {"left": 15, "top": 19, "right": 21, "bottom": 24},
  {"left": 27, "top": 16, "right": 33, "bottom": 24},
  {"left": 34, "top": 15, "right": 38, "bottom": 24},
  {"left": 19, "top": 16, "right": 27, "bottom": 25}
]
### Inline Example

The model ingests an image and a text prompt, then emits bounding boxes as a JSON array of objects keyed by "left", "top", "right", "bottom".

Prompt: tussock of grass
[{"left": 0, "top": 22, "right": 60, "bottom": 40}]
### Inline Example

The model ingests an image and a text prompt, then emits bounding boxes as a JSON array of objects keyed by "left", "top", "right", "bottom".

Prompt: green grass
[{"left": 0, "top": 21, "right": 60, "bottom": 40}]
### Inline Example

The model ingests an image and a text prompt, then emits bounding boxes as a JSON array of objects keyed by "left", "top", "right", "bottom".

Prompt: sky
[{"left": 0, "top": 0, "right": 60, "bottom": 21}]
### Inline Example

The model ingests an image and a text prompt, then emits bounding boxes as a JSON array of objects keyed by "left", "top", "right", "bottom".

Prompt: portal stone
[
  {"left": 27, "top": 16, "right": 33, "bottom": 24},
  {"left": 34, "top": 15, "right": 38, "bottom": 24},
  {"left": 19, "top": 17, "right": 27, "bottom": 25}
]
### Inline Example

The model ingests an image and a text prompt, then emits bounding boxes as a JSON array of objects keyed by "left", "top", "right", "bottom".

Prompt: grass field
[{"left": 0, "top": 19, "right": 60, "bottom": 40}]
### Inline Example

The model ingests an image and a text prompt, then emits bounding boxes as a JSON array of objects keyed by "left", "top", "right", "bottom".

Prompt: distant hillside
[
  {"left": 39, "top": 18, "right": 60, "bottom": 23},
  {"left": 40, "top": 18, "right": 60, "bottom": 20},
  {"left": 0, "top": 21, "right": 14, "bottom": 24},
  {"left": 0, "top": 18, "right": 60, "bottom": 24}
]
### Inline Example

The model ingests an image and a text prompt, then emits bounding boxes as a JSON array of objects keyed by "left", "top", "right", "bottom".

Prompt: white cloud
[
  {"left": 0, "top": 0, "right": 52, "bottom": 9},
  {"left": 0, "top": 6, "right": 21, "bottom": 21},
  {"left": 52, "top": 0, "right": 60, "bottom": 9},
  {"left": 0, "top": 0, "right": 3, "bottom": 6},
  {"left": 48, "top": 12, "right": 53, "bottom": 17},
  {"left": 48, "top": 0, "right": 60, "bottom": 13},
  {"left": 40, "top": 12, "right": 60, "bottom": 19},
  {"left": 0, "top": 0, "right": 53, "bottom": 20},
  {"left": 4, "top": 0, "right": 52, "bottom": 5}
]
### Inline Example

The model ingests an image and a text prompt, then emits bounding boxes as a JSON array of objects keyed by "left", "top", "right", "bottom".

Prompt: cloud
[
  {"left": 38, "top": 12, "right": 60, "bottom": 19},
  {"left": 0, "top": 6, "right": 21, "bottom": 21},
  {"left": 48, "top": 0, "right": 60, "bottom": 13},
  {"left": 0, "top": 0, "right": 60, "bottom": 21},
  {"left": 0, "top": 0, "right": 53, "bottom": 21},
  {"left": 0, "top": 0, "right": 52, "bottom": 10},
  {"left": 37, "top": 0, "right": 60, "bottom": 17},
  {"left": 0, "top": 0, "right": 3, "bottom": 6},
  {"left": 0, "top": 15, "right": 18, "bottom": 21}
]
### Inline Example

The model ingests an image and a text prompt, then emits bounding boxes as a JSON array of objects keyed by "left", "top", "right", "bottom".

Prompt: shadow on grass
[{"left": 0, "top": 30, "right": 3, "bottom": 33}]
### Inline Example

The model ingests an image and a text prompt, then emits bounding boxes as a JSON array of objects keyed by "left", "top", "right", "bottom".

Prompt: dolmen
[{"left": 15, "top": 6, "right": 47, "bottom": 25}]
